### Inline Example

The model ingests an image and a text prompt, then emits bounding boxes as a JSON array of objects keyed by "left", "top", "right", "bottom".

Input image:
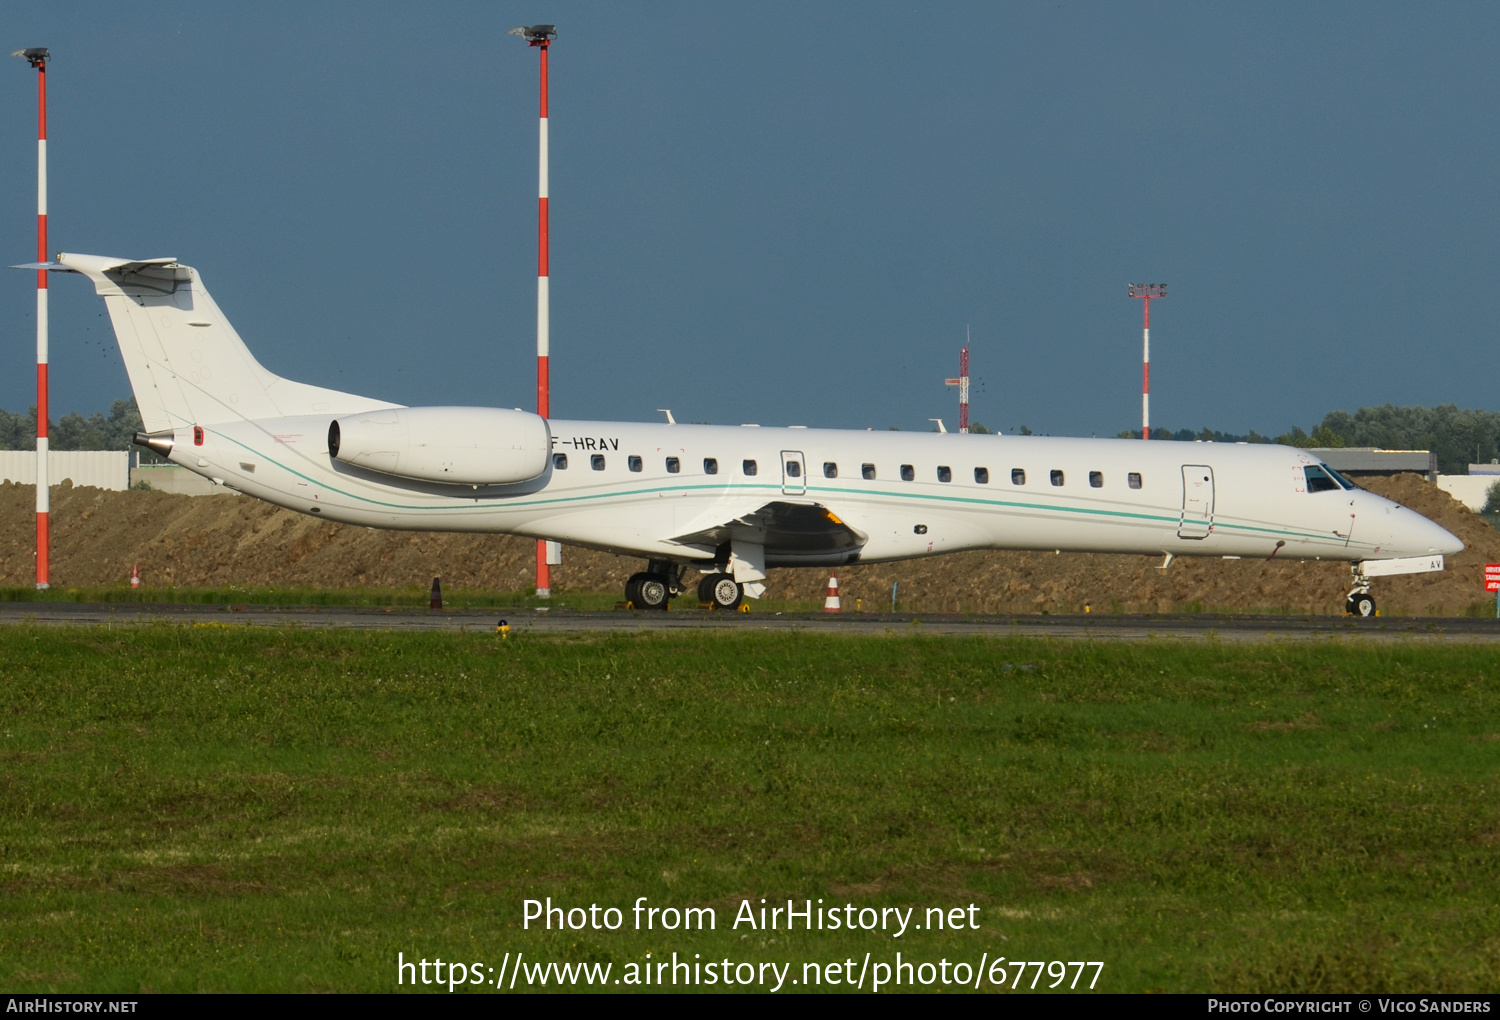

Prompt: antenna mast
[{"left": 943, "top": 330, "right": 970, "bottom": 433}]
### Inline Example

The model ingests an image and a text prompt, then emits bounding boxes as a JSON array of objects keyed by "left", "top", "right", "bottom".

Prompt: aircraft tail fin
[{"left": 49, "top": 253, "right": 395, "bottom": 432}]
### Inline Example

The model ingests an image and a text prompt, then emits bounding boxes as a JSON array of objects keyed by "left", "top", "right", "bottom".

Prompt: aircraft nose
[
  {"left": 1397, "top": 505, "right": 1463, "bottom": 556},
  {"left": 1429, "top": 520, "right": 1464, "bottom": 557},
  {"left": 1364, "top": 495, "right": 1464, "bottom": 557}
]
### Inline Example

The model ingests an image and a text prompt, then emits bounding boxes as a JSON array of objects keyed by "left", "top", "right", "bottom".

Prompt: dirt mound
[
  {"left": 0, "top": 481, "right": 640, "bottom": 595},
  {"left": 0, "top": 474, "right": 1494, "bottom": 615}
]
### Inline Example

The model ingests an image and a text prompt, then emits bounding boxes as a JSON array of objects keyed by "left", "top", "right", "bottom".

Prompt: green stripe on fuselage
[{"left": 208, "top": 427, "right": 1351, "bottom": 548}]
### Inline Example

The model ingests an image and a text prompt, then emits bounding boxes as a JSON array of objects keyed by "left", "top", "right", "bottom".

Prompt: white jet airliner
[{"left": 32, "top": 253, "right": 1462, "bottom": 616}]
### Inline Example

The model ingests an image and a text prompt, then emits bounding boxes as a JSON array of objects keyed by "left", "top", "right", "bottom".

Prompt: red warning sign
[{"left": 1486, "top": 564, "right": 1500, "bottom": 592}]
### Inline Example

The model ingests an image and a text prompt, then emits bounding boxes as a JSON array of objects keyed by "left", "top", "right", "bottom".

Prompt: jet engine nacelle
[{"left": 328, "top": 406, "right": 550, "bottom": 485}]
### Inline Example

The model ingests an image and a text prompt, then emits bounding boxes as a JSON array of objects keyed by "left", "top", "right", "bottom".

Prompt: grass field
[{"left": 1, "top": 626, "right": 1497, "bottom": 993}]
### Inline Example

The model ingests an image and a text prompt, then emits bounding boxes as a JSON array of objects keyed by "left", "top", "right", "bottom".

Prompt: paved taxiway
[{"left": 0, "top": 602, "right": 1497, "bottom": 641}]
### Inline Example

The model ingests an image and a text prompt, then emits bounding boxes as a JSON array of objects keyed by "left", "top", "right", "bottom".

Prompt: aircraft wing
[{"left": 670, "top": 500, "right": 867, "bottom": 558}]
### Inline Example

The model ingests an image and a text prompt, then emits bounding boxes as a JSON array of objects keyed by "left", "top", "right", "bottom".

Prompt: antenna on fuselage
[{"left": 657, "top": 409, "right": 676, "bottom": 425}]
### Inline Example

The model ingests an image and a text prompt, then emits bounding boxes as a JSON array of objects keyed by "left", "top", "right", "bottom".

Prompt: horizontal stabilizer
[{"left": 11, "top": 256, "right": 178, "bottom": 275}]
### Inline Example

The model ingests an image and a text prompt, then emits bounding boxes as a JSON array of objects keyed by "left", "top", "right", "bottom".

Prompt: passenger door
[
  {"left": 781, "top": 450, "right": 806, "bottom": 496},
  {"left": 1179, "top": 465, "right": 1214, "bottom": 539}
]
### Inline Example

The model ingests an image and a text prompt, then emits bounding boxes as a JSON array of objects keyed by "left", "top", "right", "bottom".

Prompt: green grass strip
[{"left": 0, "top": 628, "right": 1496, "bottom": 992}]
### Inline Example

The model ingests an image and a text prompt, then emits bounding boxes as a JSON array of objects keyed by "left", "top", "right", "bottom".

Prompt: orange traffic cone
[
  {"left": 130, "top": 564, "right": 141, "bottom": 589},
  {"left": 823, "top": 574, "right": 841, "bottom": 613},
  {"left": 429, "top": 577, "right": 443, "bottom": 610}
]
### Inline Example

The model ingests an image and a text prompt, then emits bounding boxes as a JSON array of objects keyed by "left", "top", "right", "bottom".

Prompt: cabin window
[
  {"left": 552, "top": 453, "right": 568, "bottom": 470},
  {"left": 665, "top": 457, "right": 680, "bottom": 473},
  {"left": 974, "top": 467, "right": 989, "bottom": 484},
  {"left": 900, "top": 464, "right": 915, "bottom": 481},
  {"left": 743, "top": 459, "right": 758, "bottom": 476},
  {"left": 628, "top": 455, "right": 643, "bottom": 472},
  {"left": 1304, "top": 465, "right": 1341, "bottom": 493},
  {"left": 937, "top": 466, "right": 952, "bottom": 483},
  {"left": 1050, "top": 469, "right": 1065, "bottom": 486},
  {"left": 862, "top": 463, "right": 876, "bottom": 480},
  {"left": 786, "top": 461, "right": 801, "bottom": 478},
  {"left": 704, "top": 458, "right": 718, "bottom": 475},
  {"left": 193, "top": 426, "right": 204, "bottom": 446},
  {"left": 1128, "top": 472, "right": 1142, "bottom": 489},
  {"left": 824, "top": 462, "right": 838, "bottom": 478},
  {"left": 1011, "top": 468, "right": 1025, "bottom": 485},
  {"left": 1089, "top": 471, "right": 1103, "bottom": 488},
  {"left": 592, "top": 454, "right": 606, "bottom": 471}
]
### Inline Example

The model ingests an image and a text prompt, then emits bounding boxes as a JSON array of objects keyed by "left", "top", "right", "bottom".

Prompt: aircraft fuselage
[{"left": 182, "top": 416, "right": 1458, "bottom": 568}]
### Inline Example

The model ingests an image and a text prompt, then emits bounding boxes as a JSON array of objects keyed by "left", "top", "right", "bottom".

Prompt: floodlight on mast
[
  {"left": 13, "top": 47, "right": 50, "bottom": 587},
  {"left": 1127, "top": 283, "right": 1166, "bottom": 440},
  {"left": 510, "top": 24, "right": 558, "bottom": 596}
]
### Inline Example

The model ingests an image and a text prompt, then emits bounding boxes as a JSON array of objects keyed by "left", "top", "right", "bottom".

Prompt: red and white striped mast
[
  {"left": 15, "top": 48, "right": 51, "bottom": 588},
  {"left": 1128, "top": 283, "right": 1165, "bottom": 440},
  {"left": 509, "top": 24, "right": 557, "bottom": 597},
  {"left": 943, "top": 341, "right": 970, "bottom": 434}
]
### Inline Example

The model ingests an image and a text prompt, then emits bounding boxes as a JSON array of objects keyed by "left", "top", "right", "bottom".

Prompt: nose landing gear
[
  {"left": 1345, "top": 586, "right": 1376, "bottom": 617},
  {"left": 1346, "top": 565, "right": 1377, "bottom": 617},
  {"left": 1343, "top": 555, "right": 1447, "bottom": 616}
]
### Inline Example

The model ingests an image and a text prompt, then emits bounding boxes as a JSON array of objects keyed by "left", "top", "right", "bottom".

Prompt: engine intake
[{"left": 328, "top": 406, "right": 550, "bottom": 485}]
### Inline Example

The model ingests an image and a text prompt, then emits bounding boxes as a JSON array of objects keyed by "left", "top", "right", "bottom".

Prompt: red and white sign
[{"left": 1486, "top": 564, "right": 1500, "bottom": 592}]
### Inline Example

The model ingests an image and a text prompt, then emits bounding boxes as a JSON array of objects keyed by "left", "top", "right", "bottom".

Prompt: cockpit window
[
  {"left": 1304, "top": 465, "right": 1341, "bottom": 493},
  {"left": 1323, "top": 464, "right": 1358, "bottom": 490}
]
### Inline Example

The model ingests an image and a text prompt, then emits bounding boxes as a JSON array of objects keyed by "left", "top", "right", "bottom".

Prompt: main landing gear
[
  {"left": 697, "top": 572, "right": 743, "bottom": 610},
  {"left": 622, "top": 562, "right": 745, "bottom": 610},
  {"left": 624, "top": 560, "right": 689, "bottom": 611}
]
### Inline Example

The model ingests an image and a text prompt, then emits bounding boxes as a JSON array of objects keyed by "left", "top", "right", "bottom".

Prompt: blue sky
[{"left": 3, "top": 2, "right": 1498, "bottom": 435}]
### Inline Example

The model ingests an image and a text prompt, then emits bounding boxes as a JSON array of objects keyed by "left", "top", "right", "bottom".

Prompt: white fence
[
  {"left": 1437, "top": 475, "right": 1498, "bottom": 512},
  {"left": 129, "top": 465, "right": 231, "bottom": 496},
  {"left": 0, "top": 450, "right": 131, "bottom": 491}
]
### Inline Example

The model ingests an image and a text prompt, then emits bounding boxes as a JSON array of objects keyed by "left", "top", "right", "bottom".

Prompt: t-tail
[{"left": 37, "top": 254, "right": 396, "bottom": 440}]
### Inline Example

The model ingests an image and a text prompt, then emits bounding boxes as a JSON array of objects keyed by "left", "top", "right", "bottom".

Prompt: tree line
[
  {"left": 0, "top": 399, "right": 150, "bottom": 454},
  {"left": 1116, "top": 404, "right": 1500, "bottom": 475}
]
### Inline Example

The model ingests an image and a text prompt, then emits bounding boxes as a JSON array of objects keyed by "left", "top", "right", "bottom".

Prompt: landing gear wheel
[
  {"left": 635, "top": 574, "right": 671, "bottom": 610},
  {"left": 1347, "top": 592, "right": 1376, "bottom": 617},
  {"left": 625, "top": 572, "right": 650, "bottom": 607},
  {"left": 698, "top": 572, "right": 742, "bottom": 610}
]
